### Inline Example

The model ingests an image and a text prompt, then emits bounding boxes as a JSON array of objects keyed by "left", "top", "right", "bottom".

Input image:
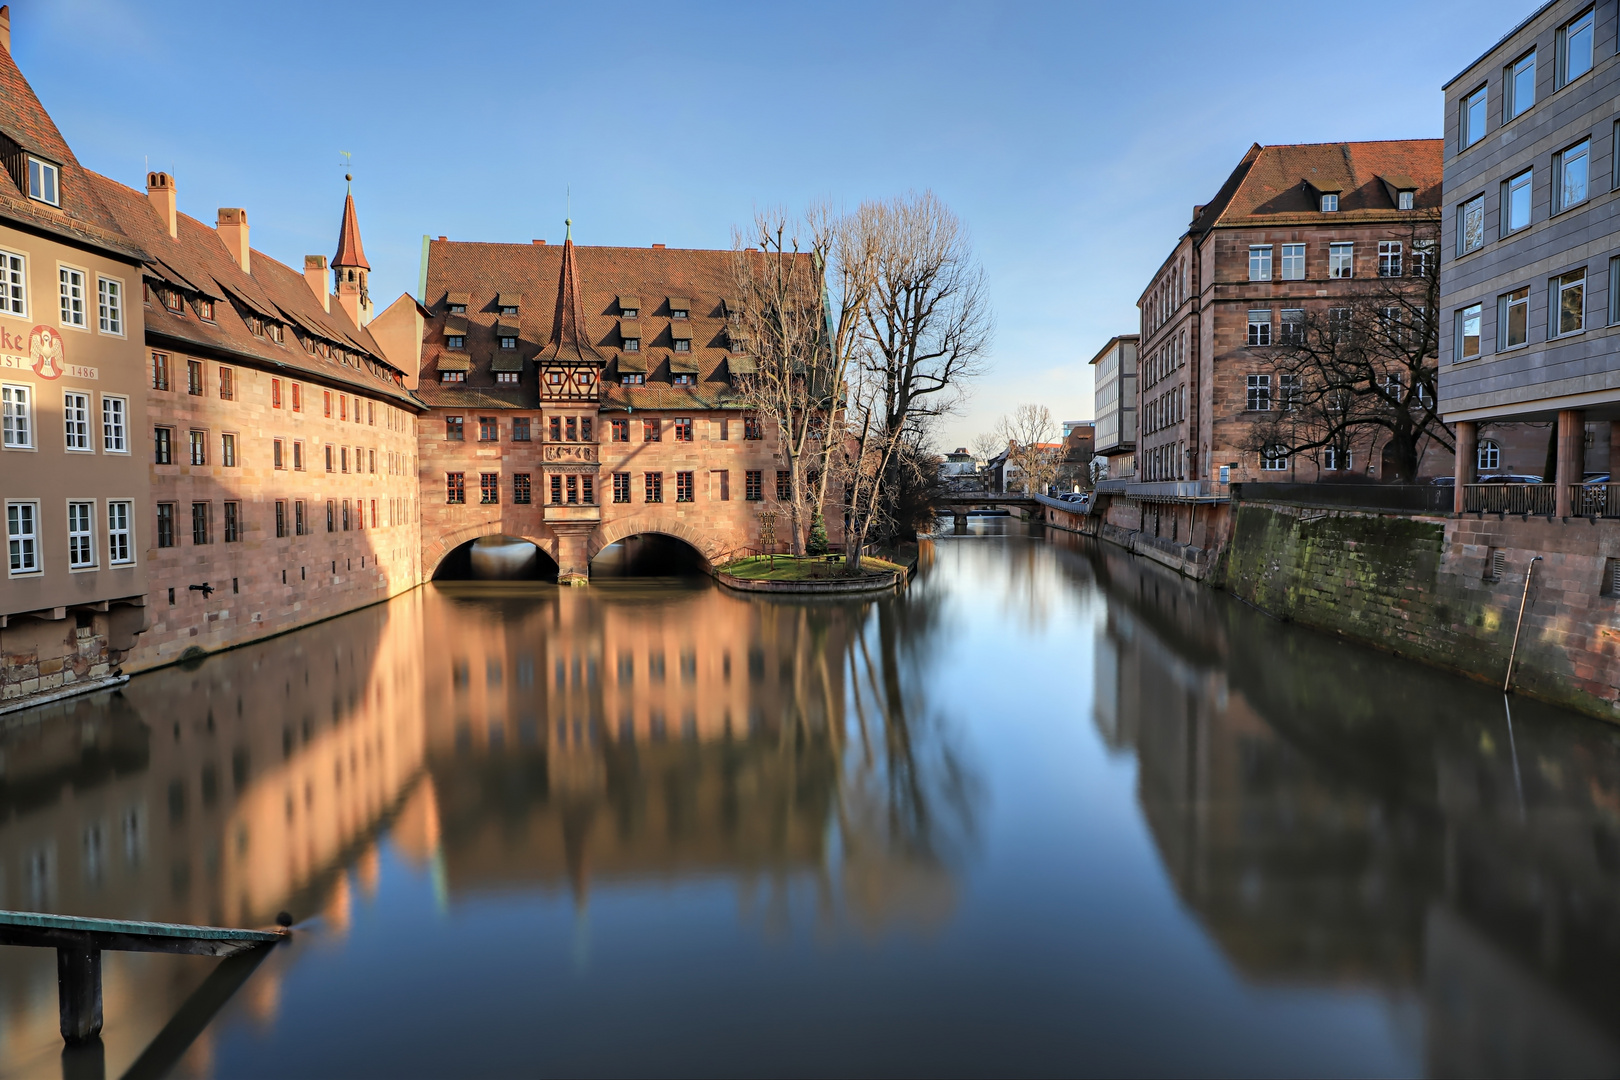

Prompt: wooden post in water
[{"left": 57, "top": 944, "right": 102, "bottom": 1041}]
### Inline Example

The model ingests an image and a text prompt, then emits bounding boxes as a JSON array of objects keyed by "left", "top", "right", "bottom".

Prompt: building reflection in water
[
  {"left": 1077, "top": 533, "right": 1620, "bottom": 1077},
  {"left": 0, "top": 572, "right": 971, "bottom": 1074}
]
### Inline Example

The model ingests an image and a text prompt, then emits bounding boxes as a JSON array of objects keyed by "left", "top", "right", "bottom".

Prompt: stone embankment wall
[{"left": 1213, "top": 503, "right": 1620, "bottom": 718}]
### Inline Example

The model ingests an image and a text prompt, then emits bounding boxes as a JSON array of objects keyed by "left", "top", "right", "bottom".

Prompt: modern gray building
[
  {"left": 1089, "top": 334, "right": 1137, "bottom": 479},
  {"left": 1440, "top": 0, "right": 1620, "bottom": 513}
]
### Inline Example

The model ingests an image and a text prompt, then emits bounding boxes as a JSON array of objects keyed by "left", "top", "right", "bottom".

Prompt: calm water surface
[{"left": 4, "top": 524, "right": 1620, "bottom": 1077}]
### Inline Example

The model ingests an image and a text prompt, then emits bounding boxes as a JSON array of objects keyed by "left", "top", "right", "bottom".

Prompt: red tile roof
[
  {"left": 1193, "top": 140, "right": 1443, "bottom": 231},
  {"left": 85, "top": 171, "right": 417, "bottom": 407},
  {"left": 332, "top": 188, "right": 369, "bottom": 270},
  {"left": 537, "top": 231, "right": 602, "bottom": 365}
]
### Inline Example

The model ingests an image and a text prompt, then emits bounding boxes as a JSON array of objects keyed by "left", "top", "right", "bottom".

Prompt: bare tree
[
  {"left": 1246, "top": 214, "right": 1450, "bottom": 482},
  {"left": 831, "top": 358, "right": 914, "bottom": 573},
  {"left": 998, "top": 404, "right": 1061, "bottom": 494},
  {"left": 731, "top": 207, "right": 879, "bottom": 555}
]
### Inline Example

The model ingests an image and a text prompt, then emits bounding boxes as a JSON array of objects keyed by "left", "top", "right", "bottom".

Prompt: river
[{"left": 2, "top": 522, "right": 1619, "bottom": 1077}]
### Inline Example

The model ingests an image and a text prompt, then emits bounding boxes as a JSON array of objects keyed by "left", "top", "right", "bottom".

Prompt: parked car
[
  {"left": 1479, "top": 474, "right": 1543, "bottom": 484},
  {"left": 1584, "top": 473, "right": 1611, "bottom": 484},
  {"left": 1429, "top": 476, "right": 1455, "bottom": 486}
]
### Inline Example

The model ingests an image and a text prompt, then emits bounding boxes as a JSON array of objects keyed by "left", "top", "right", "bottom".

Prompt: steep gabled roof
[
  {"left": 537, "top": 230, "right": 603, "bottom": 365},
  {"left": 332, "top": 189, "right": 369, "bottom": 270}
]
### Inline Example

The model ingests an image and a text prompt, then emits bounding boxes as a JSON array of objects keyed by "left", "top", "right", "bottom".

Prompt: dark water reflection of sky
[{"left": 4, "top": 522, "right": 1620, "bottom": 1077}]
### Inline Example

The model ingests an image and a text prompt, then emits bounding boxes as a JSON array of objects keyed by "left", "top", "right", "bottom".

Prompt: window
[
  {"left": 274, "top": 439, "right": 285, "bottom": 469},
  {"left": 745, "top": 469, "right": 763, "bottom": 500},
  {"left": 446, "top": 416, "right": 464, "bottom": 440},
  {"left": 446, "top": 335, "right": 465, "bottom": 349},
  {"left": 1320, "top": 193, "right": 1338, "bottom": 212},
  {"left": 367, "top": 401, "right": 375, "bottom": 426},
  {"left": 1322, "top": 446, "right": 1351, "bottom": 472},
  {"left": 221, "top": 432, "right": 237, "bottom": 467},
  {"left": 1478, "top": 439, "right": 1502, "bottom": 472},
  {"left": 155, "top": 502, "right": 175, "bottom": 548},
  {"left": 513, "top": 417, "right": 531, "bottom": 441},
  {"left": 326, "top": 500, "right": 335, "bottom": 532},
  {"left": 499, "top": 336, "right": 517, "bottom": 350},
  {"left": 1260, "top": 445, "right": 1289, "bottom": 471},
  {"left": 1507, "top": 51, "right": 1536, "bottom": 119},
  {"left": 1559, "top": 8, "right": 1595, "bottom": 88},
  {"left": 1246, "top": 309, "right": 1271, "bottom": 346},
  {"left": 1328, "top": 243, "right": 1354, "bottom": 278},
  {"left": 0, "top": 249, "right": 25, "bottom": 316},
  {"left": 162, "top": 289, "right": 184, "bottom": 314},
  {"left": 154, "top": 427, "right": 172, "bottom": 464},
  {"left": 1280, "top": 308, "right": 1304, "bottom": 345},
  {"left": 495, "top": 372, "right": 519, "bottom": 384},
  {"left": 448, "top": 302, "right": 466, "bottom": 315},
  {"left": 191, "top": 502, "right": 210, "bottom": 545},
  {"left": 1278, "top": 373, "right": 1301, "bottom": 410},
  {"left": 294, "top": 500, "right": 306, "bottom": 535},
  {"left": 550, "top": 474, "right": 563, "bottom": 504},
  {"left": 645, "top": 472, "right": 663, "bottom": 502},
  {"left": 643, "top": 418, "right": 661, "bottom": 441},
  {"left": 271, "top": 378, "right": 283, "bottom": 409},
  {"left": 187, "top": 359, "right": 204, "bottom": 395},
  {"left": 1398, "top": 191, "right": 1415, "bottom": 210},
  {"left": 275, "top": 500, "right": 289, "bottom": 538},
  {"left": 108, "top": 501, "right": 133, "bottom": 564},
  {"left": 1462, "top": 85, "right": 1488, "bottom": 148},
  {"left": 63, "top": 391, "right": 90, "bottom": 451},
  {"left": 776, "top": 470, "right": 792, "bottom": 501},
  {"left": 1555, "top": 140, "right": 1590, "bottom": 212},
  {"left": 341, "top": 446, "right": 350, "bottom": 473},
  {"left": 446, "top": 473, "right": 465, "bottom": 504},
  {"left": 324, "top": 443, "right": 334, "bottom": 472},
  {"left": 27, "top": 157, "right": 59, "bottom": 205},
  {"left": 613, "top": 472, "right": 631, "bottom": 503},
  {"left": 441, "top": 370, "right": 466, "bottom": 383},
  {"left": 188, "top": 429, "right": 206, "bottom": 466},
  {"left": 324, "top": 390, "right": 333, "bottom": 417},
  {"left": 673, "top": 338, "right": 690, "bottom": 353},
  {"left": 744, "top": 416, "right": 763, "bottom": 440},
  {"left": 218, "top": 367, "right": 234, "bottom": 401},
  {"left": 622, "top": 336, "right": 641, "bottom": 353},
  {"left": 565, "top": 475, "right": 580, "bottom": 504},
  {"left": 472, "top": 473, "right": 496, "bottom": 504},
  {"left": 368, "top": 448, "right": 375, "bottom": 474},
  {"left": 292, "top": 383, "right": 302, "bottom": 412},
  {"left": 621, "top": 372, "right": 644, "bottom": 385},
  {"left": 581, "top": 418, "right": 592, "bottom": 441},
  {"left": 1248, "top": 245, "right": 1272, "bottom": 281},
  {"left": 1501, "top": 287, "right": 1530, "bottom": 347},
  {"left": 293, "top": 441, "right": 304, "bottom": 470},
  {"left": 59, "top": 266, "right": 86, "bottom": 327},
  {"left": 1246, "top": 374, "right": 1271, "bottom": 411},
  {"left": 1280, "top": 244, "right": 1305, "bottom": 280},
  {"left": 1458, "top": 195, "right": 1485, "bottom": 255},
  {"left": 97, "top": 277, "right": 123, "bottom": 335},
  {"left": 673, "top": 418, "right": 693, "bottom": 442},
  {"left": 514, "top": 473, "right": 531, "bottom": 504},
  {"left": 223, "top": 501, "right": 240, "bottom": 543},
  {"left": 1552, "top": 268, "right": 1585, "bottom": 336},
  {"left": 7, "top": 502, "right": 39, "bottom": 573},
  {"left": 1411, "top": 241, "right": 1436, "bottom": 279},
  {"left": 479, "top": 417, "right": 498, "bottom": 441},
  {"left": 151, "top": 353, "right": 170, "bottom": 391},
  {"left": 1378, "top": 241, "right": 1402, "bottom": 278},
  {"left": 1502, "top": 169, "right": 1533, "bottom": 235},
  {"left": 611, "top": 419, "right": 629, "bottom": 441},
  {"left": 549, "top": 416, "right": 561, "bottom": 441},
  {"left": 66, "top": 501, "right": 95, "bottom": 569},
  {"left": 1455, "top": 302, "right": 1482, "bottom": 360},
  {"left": 197, "top": 298, "right": 214, "bottom": 321},
  {"left": 566, "top": 417, "right": 577, "bottom": 441},
  {"left": 673, "top": 373, "right": 694, "bottom": 385},
  {"left": 677, "top": 471, "right": 695, "bottom": 502}
]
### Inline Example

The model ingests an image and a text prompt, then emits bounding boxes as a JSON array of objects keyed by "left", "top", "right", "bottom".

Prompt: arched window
[{"left": 1477, "top": 439, "right": 1501, "bottom": 472}]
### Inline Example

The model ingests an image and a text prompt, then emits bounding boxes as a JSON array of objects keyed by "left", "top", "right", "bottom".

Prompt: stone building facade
[
  {"left": 1137, "top": 140, "right": 1448, "bottom": 489},
  {"left": 0, "top": 19, "right": 152, "bottom": 706},
  {"left": 417, "top": 231, "right": 798, "bottom": 582}
]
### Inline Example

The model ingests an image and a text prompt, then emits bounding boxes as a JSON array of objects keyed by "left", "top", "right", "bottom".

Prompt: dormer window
[
  {"left": 446, "top": 335, "right": 465, "bottom": 349},
  {"left": 623, "top": 337, "right": 640, "bottom": 352},
  {"left": 163, "top": 289, "right": 185, "bottom": 314},
  {"left": 196, "top": 298, "right": 214, "bottom": 321},
  {"left": 673, "top": 373, "right": 695, "bottom": 385},
  {"left": 449, "top": 304, "right": 466, "bottom": 314},
  {"left": 499, "top": 306, "right": 517, "bottom": 316},
  {"left": 27, "top": 157, "right": 59, "bottom": 206},
  {"left": 446, "top": 291, "right": 469, "bottom": 315},
  {"left": 499, "top": 336, "right": 517, "bottom": 350},
  {"left": 621, "top": 307, "right": 638, "bottom": 319},
  {"left": 496, "top": 372, "right": 519, "bottom": 384},
  {"left": 497, "top": 292, "right": 521, "bottom": 316},
  {"left": 1320, "top": 194, "right": 1338, "bottom": 212},
  {"left": 441, "top": 370, "right": 466, "bottom": 383},
  {"left": 619, "top": 294, "right": 641, "bottom": 318},
  {"left": 622, "top": 373, "right": 645, "bottom": 385},
  {"left": 673, "top": 338, "right": 691, "bottom": 352},
  {"left": 1397, "top": 191, "right": 1414, "bottom": 210},
  {"left": 671, "top": 308, "right": 689, "bottom": 319}
]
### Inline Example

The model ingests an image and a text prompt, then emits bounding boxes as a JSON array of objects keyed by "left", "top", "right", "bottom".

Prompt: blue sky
[{"left": 17, "top": 0, "right": 1532, "bottom": 449}]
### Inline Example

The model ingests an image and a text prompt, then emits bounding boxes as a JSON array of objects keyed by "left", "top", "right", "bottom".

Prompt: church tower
[{"left": 332, "top": 174, "right": 372, "bottom": 327}]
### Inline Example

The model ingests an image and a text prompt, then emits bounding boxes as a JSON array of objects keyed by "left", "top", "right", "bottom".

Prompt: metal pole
[{"left": 1503, "top": 555, "right": 1542, "bottom": 694}]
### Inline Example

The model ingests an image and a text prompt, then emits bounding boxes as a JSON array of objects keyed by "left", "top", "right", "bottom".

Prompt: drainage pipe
[{"left": 1503, "top": 555, "right": 1542, "bottom": 694}]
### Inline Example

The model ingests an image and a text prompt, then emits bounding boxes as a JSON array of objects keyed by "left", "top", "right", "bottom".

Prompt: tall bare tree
[
  {"left": 1246, "top": 214, "right": 1450, "bottom": 482},
  {"left": 731, "top": 207, "right": 879, "bottom": 555},
  {"left": 998, "top": 404, "right": 1060, "bottom": 494},
  {"left": 831, "top": 356, "right": 914, "bottom": 572}
]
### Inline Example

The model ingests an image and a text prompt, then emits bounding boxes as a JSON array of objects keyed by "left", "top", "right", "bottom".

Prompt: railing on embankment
[{"left": 1231, "top": 482, "right": 1453, "bottom": 514}]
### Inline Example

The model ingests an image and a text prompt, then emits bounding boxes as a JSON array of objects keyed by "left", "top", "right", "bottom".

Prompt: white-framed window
[
  {"left": 1412, "top": 241, "right": 1436, "bottom": 279},
  {"left": 1558, "top": 8, "right": 1595, "bottom": 88},
  {"left": 1397, "top": 191, "right": 1415, "bottom": 210},
  {"left": 1320, "top": 193, "right": 1338, "bottom": 212},
  {"left": 1323, "top": 446, "right": 1351, "bottom": 471},
  {"left": 63, "top": 391, "right": 91, "bottom": 451},
  {"left": 1552, "top": 268, "right": 1585, "bottom": 336},
  {"left": 1507, "top": 51, "right": 1536, "bottom": 120},
  {"left": 1261, "top": 445, "right": 1290, "bottom": 471},
  {"left": 97, "top": 276, "right": 123, "bottom": 335},
  {"left": 101, "top": 395, "right": 127, "bottom": 453},
  {"left": 1280, "top": 244, "right": 1305, "bottom": 280},
  {"left": 1279, "top": 373, "right": 1302, "bottom": 410},
  {"left": 1500, "top": 286, "right": 1530, "bottom": 348},
  {"left": 1461, "top": 85, "right": 1488, "bottom": 148},
  {"left": 499, "top": 336, "right": 517, "bottom": 349},
  {"left": 0, "top": 248, "right": 25, "bottom": 316},
  {"left": 1246, "top": 309, "right": 1272, "bottom": 346},
  {"left": 1458, "top": 195, "right": 1485, "bottom": 255},
  {"left": 446, "top": 334, "right": 465, "bottom": 349},
  {"left": 1280, "top": 308, "right": 1304, "bottom": 345},
  {"left": 1329, "top": 242, "right": 1354, "bottom": 278},
  {"left": 1456, "top": 302, "right": 1482, "bottom": 361},
  {"left": 1378, "top": 241, "right": 1402, "bottom": 277},
  {"left": 1248, "top": 245, "right": 1272, "bottom": 281},
  {"left": 107, "top": 499, "right": 133, "bottom": 565},
  {"left": 1246, "top": 373, "right": 1271, "bottom": 411},
  {"left": 67, "top": 501, "right": 95, "bottom": 569},
  {"left": 58, "top": 266, "right": 86, "bottom": 328},
  {"left": 7, "top": 500, "right": 39, "bottom": 574},
  {"left": 1478, "top": 439, "right": 1502, "bottom": 472},
  {"left": 27, "top": 157, "right": 59, "bottom": 206},
  {"left": 1502, "top": 170, "right": 1533, "bottom": 235},
  {"left": 188, "top": 429, "right": 207, "bottom": 466},
  {"left": 496, "top": 372, "right": 519, "bottom": 384},
  {"left": 2, "top": 383, "right": 32, "bottom": 448},
  {"left": 1555, "top": 140, "right": 1590, "bottom": 213}
]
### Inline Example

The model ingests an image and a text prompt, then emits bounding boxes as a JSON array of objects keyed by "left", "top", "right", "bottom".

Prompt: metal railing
[
  {"left": 1463, "top": 483, "right": 1555, "bottom": 516},
  {"left": 1572, "top": 483, "right": 1620, "bottom": 517},
  {"left": 1233, "top": 482, "right": 1453, "bottom": 513}
]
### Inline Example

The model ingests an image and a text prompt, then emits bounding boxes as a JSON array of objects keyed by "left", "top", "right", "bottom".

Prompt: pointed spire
[
  {"left": 333, "top": 177, "right": 369, "bottom": 270},
  {"left": 539, "top": 224, "right": 602, "bottom": 364}
]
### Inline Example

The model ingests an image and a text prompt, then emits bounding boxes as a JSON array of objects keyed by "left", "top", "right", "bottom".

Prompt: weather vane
[{"left": 340, "top": 151, "right": 352, "bottom": 185}]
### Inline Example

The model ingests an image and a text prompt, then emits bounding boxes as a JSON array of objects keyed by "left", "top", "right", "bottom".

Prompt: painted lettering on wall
[{"left": 0, "top": 323, "right": 96, "bottom": 380}]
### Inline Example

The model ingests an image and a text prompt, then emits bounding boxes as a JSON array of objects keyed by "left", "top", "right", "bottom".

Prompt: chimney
[
  {"left": 0, "top": 7, "right": 11, "bottom": 54},
  {"left": 651, "top": 243, "right": 666, "bottom": 249},
  {"left": 532, "top": 239, "right": 546, "bottom": 245},
  {"left": 145, "top": 172, "right": 177, "bottom": 239},
  {"left": 216, "top": 208, "right": 249, "bottom": 274},
  {"left": 304, "top": 256, "right": 329, "bottom": 312}
]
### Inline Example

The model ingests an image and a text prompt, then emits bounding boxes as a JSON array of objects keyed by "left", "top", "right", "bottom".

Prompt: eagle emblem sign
[{"left": 29, "top": 325, "right": 63, "bottom": 380}]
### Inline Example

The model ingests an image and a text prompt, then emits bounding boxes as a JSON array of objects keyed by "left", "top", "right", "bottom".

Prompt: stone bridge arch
[
  {"left": 424, "top": 523, "right": 559, "bottom": 581},
  {"left": 587, "top": 516, "right": 727, "bottom": 568}
]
